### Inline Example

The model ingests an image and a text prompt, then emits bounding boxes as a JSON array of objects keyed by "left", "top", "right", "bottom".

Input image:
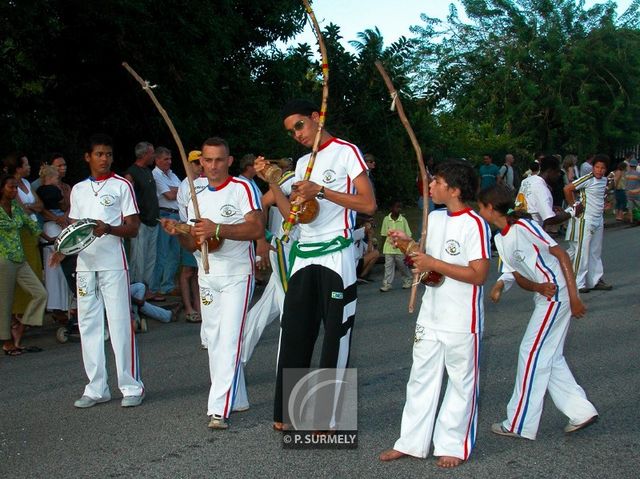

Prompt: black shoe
[
  {"left": 578, "top": 288, "right": 590, "bottom": 293},
  {"left": 591, "top": 280, "right": 612, "bottom": 291}
]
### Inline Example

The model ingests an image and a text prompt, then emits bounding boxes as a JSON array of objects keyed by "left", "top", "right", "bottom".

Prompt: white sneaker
[
  {"left": 208, "top": 414, "right": 228, "bottom": 429},
  {"left": 74, "top": 395, "right": 110, "bottom": 408},
  {"left": 121, "top": 392, "right": 145, "bottom": 407},
  {"left": 379, "top": 284, "right": 391, "bottom": 292},
  {"left": 402, "top": 279, "right": 413, "bottom": 289}
]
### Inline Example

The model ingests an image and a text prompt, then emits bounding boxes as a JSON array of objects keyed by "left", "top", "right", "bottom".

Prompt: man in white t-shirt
[
  {"left": 52, "top": 134, "right": 145, "bottom": 409},
  {"left": 160, "top": 137, "right": 263, "bottom": 430},
  {"left": 254, "top": 99, "right": 376, "bottom": 432},
  {"left": 151, "top": 147, "right": 181, "bottom": 297},
  {"left": 564, "top": 154, "right": 612, "bottom": 292}
]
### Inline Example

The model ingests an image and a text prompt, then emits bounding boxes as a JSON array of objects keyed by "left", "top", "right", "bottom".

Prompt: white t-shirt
[
  {"left": 18, "top": 178, "right": 39, "bottom": 221},
  {"left": 499, "top": 164, "right": 514, "bottom": 190},
  {"left": 187, "top": 176, "right": 262, "bottom": 276},
  {"left": 515, "top": 175, "right": 554, "bottom": 226},
  {"left": 417, "top": 208, "right": 491, "bottom": 334},
  {"left": 177, "top": 176, "right": 207, "bottom": 223},
  {"left": 69, "top": 173, "right": 139, "bottom": 272},
  {"left": 294, "top": 138, "right": 367, "bottom": 242},
  {"left": 153, "top": 167, "right": 181, "bottom": 209},
  {"left": 572, "top": 173, "right": 607, "bottom": 221},
  {"left": 495, "top": 218, "right": 568, "bottom": 303}
]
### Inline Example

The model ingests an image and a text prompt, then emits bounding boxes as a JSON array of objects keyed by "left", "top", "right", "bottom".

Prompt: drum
[
  {"left": 394, "top": 238, "right": 445, "bottom": 287},
  {"left": 54, "top": 219, "right": 98, "bottom": 255},
  {"left": 173, "top": 222, "right": 223, "bottom": 252}
]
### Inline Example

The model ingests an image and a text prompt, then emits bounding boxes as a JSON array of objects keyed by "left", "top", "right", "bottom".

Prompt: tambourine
[
  {"left": 394, "top": 238, "right": 445, "bottom": 287},
  {"left": 54, "top": 219, "right": 98, "bottom": 255}
]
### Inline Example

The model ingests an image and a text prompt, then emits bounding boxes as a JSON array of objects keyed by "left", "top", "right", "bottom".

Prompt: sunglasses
[{"left": 286, "top": 119, "right": 306, "bottom": 137}]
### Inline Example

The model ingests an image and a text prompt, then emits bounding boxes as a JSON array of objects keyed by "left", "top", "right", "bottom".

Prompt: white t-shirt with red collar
[
  {"left": 187, "top": 176, "right": 262, "bottom": 277},
  {"left": 294, "top": 138, "right": 368, "bottom": 242},
  {"left": 417, "top": 207, "right": 491, "bottom": 334},
  {"left": 496, "top": 218, "right": 569, "bottom": 303},
  {"left": 69, "top": 173, "right": 139, "bottom": 272}
]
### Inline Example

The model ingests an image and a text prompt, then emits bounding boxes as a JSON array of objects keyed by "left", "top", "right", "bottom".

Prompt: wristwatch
[{"left": 316, "top": 186, "right": 326, "bottom": 199}]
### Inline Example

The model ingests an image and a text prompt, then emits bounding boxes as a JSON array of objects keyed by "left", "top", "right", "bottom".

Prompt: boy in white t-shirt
[
  {"left": 564, "top": 154, "right": 612, "bottom": 292},
  {"left": 380, "top": 160, "right": 490, "bottom": 469},
  {"left": 52, "top": 134, "right": 145, "bottom": 409}
]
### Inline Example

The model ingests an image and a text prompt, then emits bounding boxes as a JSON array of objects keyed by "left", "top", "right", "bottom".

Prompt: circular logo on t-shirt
[
  {"left": 322, "top": 169, "right": 337, "bottom": 184},
  {"left": 445, "top": 239, "right": 461, "bottom": 256},
  {"left": 220, "top": 204, "right": 237, "bottom": 217},
  {"left": 513, "top": 250, "right": 526, "bottom": 262},
  {"left": 100, "top": 194, "right": 115, "bottom": 207}
]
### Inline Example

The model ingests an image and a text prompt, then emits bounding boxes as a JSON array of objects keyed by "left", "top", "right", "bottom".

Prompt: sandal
[
  {"left": 17, "top": 345, "right": 43, "bottom": 353},
  {"left": 185, "top": 312, "right": 202, "bottom": 323},
  {"left": 3, "top": 347, "right": 23, "bottom": 356}
]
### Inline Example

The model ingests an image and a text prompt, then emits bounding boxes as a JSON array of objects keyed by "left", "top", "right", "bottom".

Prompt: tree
[
  {"left": 410, "top": 0, "right": 640, "bottom": 161},
  {"left": 1, "top": 0, "right": 306, "bottom": 180}
]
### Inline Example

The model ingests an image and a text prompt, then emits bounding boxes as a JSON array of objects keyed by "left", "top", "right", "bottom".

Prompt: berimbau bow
[
  {"left": 374, "top": 60, "right": 430, "bottom": 313},
  {"left": 281, "top": 0, "right": 329, "bottom": 242},
  {"left": 122, "top": 62, "right": 210, "bottom": 273}
]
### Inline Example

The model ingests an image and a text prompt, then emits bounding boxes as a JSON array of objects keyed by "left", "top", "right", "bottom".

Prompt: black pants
[{"left": 273, "top": 264, "right": 356, "bottom": 423}]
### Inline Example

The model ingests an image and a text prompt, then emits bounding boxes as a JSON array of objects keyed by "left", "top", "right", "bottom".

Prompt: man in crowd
[
  {"left": 125, "top": 141, "right": 159, "bottom": 293},
  {"left": 151, "top": 146, "right": 181, "bottom": 299}
]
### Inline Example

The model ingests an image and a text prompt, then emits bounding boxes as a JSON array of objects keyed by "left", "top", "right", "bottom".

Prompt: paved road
[{"left": 2, "top": 224, "right": 639, "bottom": 478}]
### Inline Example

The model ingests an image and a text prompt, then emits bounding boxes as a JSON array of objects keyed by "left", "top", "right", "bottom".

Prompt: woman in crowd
[
  {"left": 37, "top": 165, "right": 72, "bottom": 318},
  {"left": 3, "top": 153, "right": 45, "bottom": 348},
  {"left": 0, "top": 174, "right": 47, "bottom": 355}
]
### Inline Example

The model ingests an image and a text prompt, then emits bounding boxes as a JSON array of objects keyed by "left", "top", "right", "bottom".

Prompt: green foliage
[{"left": 410, "top": 0, "right": 640, "bottom": 161}]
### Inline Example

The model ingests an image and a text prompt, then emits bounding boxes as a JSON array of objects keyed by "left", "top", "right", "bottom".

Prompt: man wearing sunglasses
[{"left": 255, "top": 99, "right": 376, "bottom": 431}]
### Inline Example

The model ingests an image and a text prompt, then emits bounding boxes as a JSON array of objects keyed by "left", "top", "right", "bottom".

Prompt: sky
[{"left": 284, "top": 0, "right": 634, "bottom": 52}]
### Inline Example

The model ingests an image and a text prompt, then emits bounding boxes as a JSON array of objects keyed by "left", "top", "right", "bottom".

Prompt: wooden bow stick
[
  {"left": 122, "top": 62, "right": 209, "bottom": 273},
  {"left": 281, "top": 0, "right": 329, "bottom": 242},
  {"left": 374, "top": 60, "right": 430, "bottom": 313}
]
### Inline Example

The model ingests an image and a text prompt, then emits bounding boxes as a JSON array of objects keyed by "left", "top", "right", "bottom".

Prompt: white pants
[
  {"left": 76, "top": 270, "right": 143, "bottom": 400},
  {"left": 501, "top": 300, "right": 597, "bottom": 439},
  {"left": 129, "top": 222, "right": 158, "bottom": 286},
  {"left": 242, "top": 243, "right": 288, "bottom": 364},
  {"left": 199, "top": 273, "right": 253, "bottom": 417},
  {"left": 566, "top": 217, "right": 604, "bottom": 289},
  {"left": 42, "top": 221, "right": 71, "bottom": 311},
  {"left": 394, "top": 326, "right": 480, "bottom": 460}
]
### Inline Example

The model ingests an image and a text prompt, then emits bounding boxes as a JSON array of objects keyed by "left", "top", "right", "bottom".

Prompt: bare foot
[
  {"left": 436, "top": 456, "right": 463, "bottom": 468},
  {"left": 379, "top": 449, "right": 407, "bottom": 462},
  {"left": 272, "top": 422, "right": 290, "bottom": 431},
  {"left": 490, "top": 280, "right": 504, "bottom": 303}
]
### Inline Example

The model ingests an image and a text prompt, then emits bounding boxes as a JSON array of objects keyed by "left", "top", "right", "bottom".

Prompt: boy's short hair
[
  {"left": 592, "top": 153, "right": 610, "bottom": 168},
  {"left": 433, "top": 159, "right": 478, "bottom": 202},
  {"left": 85, "top": 133, "right": 113, "bottom": 154}
]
